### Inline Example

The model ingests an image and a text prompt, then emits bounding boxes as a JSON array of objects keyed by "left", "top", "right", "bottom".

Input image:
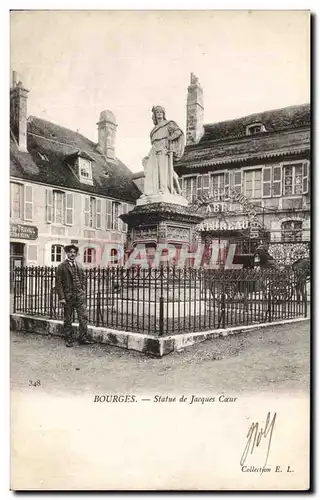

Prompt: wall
[
  {"left": 180, "top": 156, "right": 310, "bottom": 244},
  {"left": 10, "top": 179, "right": 134, "bottom": 266}
]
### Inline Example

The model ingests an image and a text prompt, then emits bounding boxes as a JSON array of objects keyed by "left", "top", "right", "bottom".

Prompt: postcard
[{"left": 10, "top": 9, "right": 310, "bottom": 490}]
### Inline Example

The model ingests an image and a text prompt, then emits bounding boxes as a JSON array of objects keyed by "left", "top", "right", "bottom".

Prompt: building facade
[
  {"left": 10, "top": 74, "right": 141, "bottom": 272},
  {"left": 174, "top": 74, "right": 310, "bottom": 265}
]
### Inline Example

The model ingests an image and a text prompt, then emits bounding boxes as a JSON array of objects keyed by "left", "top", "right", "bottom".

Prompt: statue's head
[{"left": 152, "top": 105, "right": 166, "bottom": 125}]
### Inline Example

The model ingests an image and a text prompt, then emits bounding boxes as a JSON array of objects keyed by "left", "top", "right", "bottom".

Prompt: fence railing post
[
  {"left": 159, "top": 265, "right": 164, "bottom": 336},
  {"left": 268, "top": 286, "right": 272, "bottom": 322},
  {"left": 221, "top": 284, "right": 226, "bottom": 329},
  {"left": 159, "top": 296, "right": 164, "bottom": 336},
  {"left": 304, "top": 281, "right": 308, "bottom": 318},
  {"left": 96, "top": 291, "right": 101, "bottom": 327},
  {"left": 12, "top": 269, "right": 16, "bottom": 313}
]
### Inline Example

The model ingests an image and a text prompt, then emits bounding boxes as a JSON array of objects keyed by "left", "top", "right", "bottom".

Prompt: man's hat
[{"left": 64, "top": 244, "right": 79, "bottom": 254}]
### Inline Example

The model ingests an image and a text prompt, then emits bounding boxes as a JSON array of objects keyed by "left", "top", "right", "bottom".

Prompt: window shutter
[
  {"left": 185, "top": 178, "right": 192, "bottom": 200},
  {"left": 24, "top": 185, "right": 33, "bottom": 221},
  {"left": 196, "top": 175, "right": 202, "bottom": 199},
  {"left": 96, "top": 199, "right": 102, "bottom": 229},
  {"left": 84, "top": 196, "right": 90, "bottom": 227},
  {"left": 262, "top": 166, "right": 272, "bottom": 197},
  {"left": 224, "top": 171, "right": 230, "bottom": 197},
  {"left": 181, "top": 177, "right": 186, "bottom": 197},
  {"left": 122, "top": 203, "right": 128, "bottom": 232},
  {"left": 302, "top": 161, "right": 309, "bottom": 194},
  {"left": 112, "top": 202, "right": 120, "bottom": 231},
  {"left": 283, "top": 166, "right": 293, "bottom": 196},
  {"left": 233, "top": 170, "right": 242, "bottom": 193},
  {"left": 106, "top": 200, "right": 112, "bottom": 230},
  {"left": 202, "top": 174, "right": 210, "bottom": 197},
  {"left": 272, "top": 165, "right": 282, "bottom": 197},
  {"left": 65, "top": 192, "right": 74, "bottom": 225},
  {"left": 27, "top": 244, "right": 38, "bottom": 263},
  {"left": 118, "top": 203, "right": 123, "bottom": 232},
  {"left": 45, "top": 189, "right": 53, "bottom": 223}
]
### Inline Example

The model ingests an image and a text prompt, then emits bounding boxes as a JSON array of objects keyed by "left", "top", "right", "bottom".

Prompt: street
[
  {"left": 10, "top": 321, "right": 310, "bottom": 490},
  {"left": 11, "top": 320, "right": 310, "bottom": 395}
]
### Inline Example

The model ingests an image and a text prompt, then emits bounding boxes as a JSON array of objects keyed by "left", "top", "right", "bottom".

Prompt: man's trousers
[{"left": 63, "top": 294, "right": 88, "bottom": 342}]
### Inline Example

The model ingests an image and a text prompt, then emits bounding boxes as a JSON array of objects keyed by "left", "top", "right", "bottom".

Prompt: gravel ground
[{"left": 10, "top": 320, "right": 310, "bottom": 396}]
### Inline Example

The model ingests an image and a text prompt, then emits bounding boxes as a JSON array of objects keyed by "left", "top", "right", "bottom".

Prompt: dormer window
[
  {"left": 78, "top": 157, "right": 93, "bottom": 185},
  {"left": 246, "top": 123, "right": 266, "bottom": 135}
]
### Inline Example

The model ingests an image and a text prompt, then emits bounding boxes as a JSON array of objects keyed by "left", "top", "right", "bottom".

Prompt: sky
[{"left": 10, "top": 10, "right": 310, "bottom": 173}]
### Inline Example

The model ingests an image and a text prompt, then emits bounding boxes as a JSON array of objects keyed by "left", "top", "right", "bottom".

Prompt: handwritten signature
[{"left": 240, "top": 412, "right": 277, "bottom": 468}]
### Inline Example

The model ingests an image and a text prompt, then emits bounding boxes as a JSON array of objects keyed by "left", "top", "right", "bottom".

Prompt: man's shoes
[
  {"left": 78, "top": 337, "right": 94, "bottom": 345},
  {"left": 65, "top": 341, "right": 74, "bottom": 347}
]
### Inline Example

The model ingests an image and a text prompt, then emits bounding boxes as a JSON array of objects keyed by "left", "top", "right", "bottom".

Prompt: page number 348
[{"left": 29, "top": 380, "right": 41, "bottom": 387}]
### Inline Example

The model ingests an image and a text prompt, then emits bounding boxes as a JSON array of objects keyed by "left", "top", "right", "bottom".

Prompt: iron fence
[{"left": 11, "top": 266, "right": 308, "bottom": 336}]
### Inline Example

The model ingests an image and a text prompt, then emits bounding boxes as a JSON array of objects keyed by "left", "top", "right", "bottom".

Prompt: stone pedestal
[
  {"left": 120, "top": 195, "right": 204, "bottom": 254},
  {"left": 136, "top": 193, "right": 188, "bottom": 207}
]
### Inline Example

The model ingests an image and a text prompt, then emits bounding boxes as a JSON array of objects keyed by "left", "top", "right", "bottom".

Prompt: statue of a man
[{"left": 142, "top": 105, "right": 185, "bottom": 197}]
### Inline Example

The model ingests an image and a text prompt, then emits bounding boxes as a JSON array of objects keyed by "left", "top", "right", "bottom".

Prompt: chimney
[
  {"left": 186, "top": 72, "right": 204, "bottom": 145},
  {"left": 10, "top": 72, "right": 29, "bottom": 152},
  {"left": 12, "top": 71, "right": 18, "bottom": 88},
  {"left": 97, "top": 110, "right": 117, "bottom": 160}
]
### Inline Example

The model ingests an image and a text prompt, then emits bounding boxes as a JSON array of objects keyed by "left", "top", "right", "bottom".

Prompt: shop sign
[
  {"left": 10, "top": 223, "right": 38, "bottom": 240},
  {"left": 196, "top": 220, "right": 250, "bottom": 232},
  {"left": 192, "top": 189, "right": 264, "bottom": 239}
]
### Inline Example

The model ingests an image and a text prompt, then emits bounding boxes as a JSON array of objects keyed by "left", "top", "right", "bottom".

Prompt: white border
[{"left": 2, "top": 3, "right": 317, "bottom": 498}]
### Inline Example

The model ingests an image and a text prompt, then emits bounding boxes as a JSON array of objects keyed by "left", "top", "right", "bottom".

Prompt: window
[
  {"left": 10, "top": 183, "right": 33, "bottom": 221},
  {"left": 283, "top": 162, "right": 309, "bottom": 196},
  {"left": 10, "top": 182, "right": 23, "bottom": 218},
  {"left": 246, "top": 123, "right": 266, "bottom": 135},
  {"left": 244, "top": 170, "right": 262, "bottom": 199},
  {"left": 112, "top": 202, "right": 120, "bottom": 231},
  {"left": 84, "top": 196, "right": 101, "bottom": 229},
  {"left": 232, "top": 171, "right": 242, "bottom": 193},
  {"left": 281, "top": 220, "right": 303, "bottom": 242},
  {"left": 182, "top": 175, "right": 212, "bottom": 202},
  {"left": 119, "top": 203, "right": 128, "bottom": 232},
  {"left": 46, "top": 190, "right": 73, "bottom": 225},
  {"left": 182, "top": 176, "right": 197, "bottom": 202},
  {"left": 262, "top": 165, "right": 282, "bottom": 198},
  {"left": 54, "top": 191, "right": 64, "bottom": 224},
  {"left": 273, "top": 166, "right": 282, "bottom": 196},
  {"left": 196, "top": 174, "right": 211, "bottom": 199},
  {"left": 51, "top": 244, "right": 63, "bottom": 263},
  {"left": 110, "top": 248, "right": 118, "bottom": 265},
  {"left": 79, "top": 158, "right": 92, "bottom": 182},
  {"left": 211, "top": 174, "right": 225, "bottom": 200},
  {"left": 106, "top": 200, "right": 126, "bottom": 231},
  {"left": 224, "top": 171, "right": 230, "bottom": 195},
  {"left": 84, "top": 247, "right": 96, "bottom": 264}
]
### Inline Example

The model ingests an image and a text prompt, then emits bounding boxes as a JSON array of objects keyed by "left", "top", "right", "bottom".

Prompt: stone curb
[{"left": 10, "top": 313, "right": 309, "bottom": 357}]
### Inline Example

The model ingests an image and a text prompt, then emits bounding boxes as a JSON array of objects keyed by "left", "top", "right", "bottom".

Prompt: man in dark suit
[{"left": 55, "top": 244, "right": 93, "bottom": 347}]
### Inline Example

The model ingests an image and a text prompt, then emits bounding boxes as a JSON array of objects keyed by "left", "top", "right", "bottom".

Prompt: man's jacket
[{"left": 55, "top": 260, "right": 86, "bottom": 301}]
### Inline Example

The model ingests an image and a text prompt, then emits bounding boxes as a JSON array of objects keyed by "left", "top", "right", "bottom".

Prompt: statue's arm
[{"left": 167, "top": 121, "right": 183, "bottom": 141}]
